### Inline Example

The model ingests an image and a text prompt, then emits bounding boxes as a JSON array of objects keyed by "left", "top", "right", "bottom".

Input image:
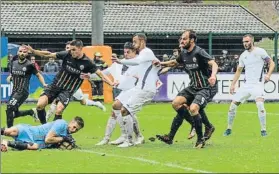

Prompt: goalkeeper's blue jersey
[{"left": 14, "top": 119, "right": 68, "bottom": 149}]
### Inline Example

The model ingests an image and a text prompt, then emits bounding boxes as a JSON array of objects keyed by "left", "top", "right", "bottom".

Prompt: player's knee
[
  {"left": 112, "top": 100, "right": 122, "bottom": 110},
  {"left": 172, "top": 99, "right": 183, "bottom": 111},
  {"left": 55, "top": 106, "right": 65, "bottom": 115},
  {"left": 121, "top": 107, "right": 129, "bottom": 116},
  {"left": 80, "top": 99, "right": 86, "bottom": 105},
  {"left": 37, "top": 96, "right": 48, "bottom": 110},
  {"left": 232, "top": 101, "right": 241, "bottom": 106},
  {"left": 189, "top": 104, "right": 199, "bottom": 115}
]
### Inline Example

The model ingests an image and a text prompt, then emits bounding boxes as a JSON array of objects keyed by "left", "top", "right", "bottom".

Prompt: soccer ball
[
  {"left": 1, "top": 144, "right": 8, "bottom": 152},
  {"left": 58, "top": 141, "right": 74, "bottom": 150}
]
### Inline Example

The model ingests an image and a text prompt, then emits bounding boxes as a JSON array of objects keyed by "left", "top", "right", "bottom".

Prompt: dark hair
[
  {"left": 124, "top": 42, "right": 134, "bottom": 49},
  {"left": 133, "top": 33, "right": 147, "bottom": 42},
  {"left": 70, "top": 40, "right": 83, "bottom": 48},
  {"left": 74, "top": 116, "right": 84, "bottom": 129},
  {"left": 173, "top": 49, "right": 178, "bottom": 52},
  {"left": 66, "top": 41, "right": 72, "bottom": 45},
  {"left": 183, "top": 29, "right": 197, "bottom": 42}
]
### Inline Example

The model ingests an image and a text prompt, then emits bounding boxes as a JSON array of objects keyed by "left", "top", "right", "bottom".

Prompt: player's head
[
  {"left": 179, "top": 29, "right": 197, "bottom": 50},
  {"left": 132, "top": 33, "right": 147, "bottom": 52},
  {"left": 65, "top": 41, "right": 71, "bottom": 51},
  {"left": 17, "top": 46, "right": 29, "bottom": 61},
  {"left": 69, "top": 40, "right": 84, "bottom": 59},
  {"left": 242, "top": 34, "right": 254, "bottom": 50},
  {"left": 68, "top": 116, "right": 84, "bottom": 134},
  {"left": 124, "top": 42, "right": 137, "bottom": 59}
]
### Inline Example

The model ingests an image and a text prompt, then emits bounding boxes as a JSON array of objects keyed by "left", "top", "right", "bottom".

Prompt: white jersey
[
  {"left": 120, "top": 47, "right": 160, "bottom": 93},
  {"left": 92, "top": 60, "right": 138, "bottom": 91},
  {"left": 239, "top": 47, "right": 270, "bottom": 84}
]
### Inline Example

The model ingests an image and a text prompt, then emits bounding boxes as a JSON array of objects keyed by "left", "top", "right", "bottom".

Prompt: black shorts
[
  {"left": 41, "top": 85, "right": 72, "bottom": 108},
  {"left": 113, "top": 88, "right": 122, "bottom": 99},
  {"left": 7, "top": 91, "right": 29, "bottom": 109},
  {"left": 177, "top": 85, "right": 218, "bottom": 109}
]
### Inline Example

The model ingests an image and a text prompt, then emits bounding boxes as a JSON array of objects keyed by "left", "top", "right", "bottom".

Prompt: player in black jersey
[
  {"left": 155, "top": 29, "right": 218, "bottom": 148},
  {"left": 24, "top": 40, "right": 115, "bottom": 123},
  {"left": 6, "top": 46, "right": 47, "bottom": 127}
]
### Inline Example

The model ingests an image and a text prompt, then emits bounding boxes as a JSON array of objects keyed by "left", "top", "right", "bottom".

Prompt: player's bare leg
[
  {"left": 36, "top": 95, "right": 48, "bottom": 124},
  {"left": 46, "top": 100, "right": 58, "bottom": 121},
  {"left": 53, "top": 101, "right": 65, "bottom": 121}
]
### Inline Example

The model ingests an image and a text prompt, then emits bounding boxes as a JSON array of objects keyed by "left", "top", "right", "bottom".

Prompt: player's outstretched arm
[
  {"left": 160, "top": 59, "right": 179, "bottom": 67},
  {"left": 95, "top": 69, "right": 115, "bottom": 86},
  {"left": 230, "top": 66, "right": 243, "bottom": 94},
  {"left": 45, "top": 130, "right": 64, "bottom": 144},
  {"left": 36, "top": 72, "right": 47, "bottom": 87},
  {"left": 23, "top": 44, "right": 57, "bottom": 59},
  {"left": 265, "top": 58, "right": 275, "bottom": 82}
]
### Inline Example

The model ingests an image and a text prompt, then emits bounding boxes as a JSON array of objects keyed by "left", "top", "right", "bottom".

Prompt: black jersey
[
  {"left": 10, "top": 59, "right": 38, "bottom": 93},
  {"left": 176, "top": 46, "right": 215, "bottom": 89},
  {"left": 51, "top": 51, "right": 98, "bottom": 93}
]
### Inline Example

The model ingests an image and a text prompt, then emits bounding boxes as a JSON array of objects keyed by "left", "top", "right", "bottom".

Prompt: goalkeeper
[{"left": 1, "top": 116, "right": 84, "bottom": 151}]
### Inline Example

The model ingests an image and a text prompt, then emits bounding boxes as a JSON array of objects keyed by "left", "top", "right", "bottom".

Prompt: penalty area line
[{"left": 78, "top": 149, "right": 214, "bottom": 173}]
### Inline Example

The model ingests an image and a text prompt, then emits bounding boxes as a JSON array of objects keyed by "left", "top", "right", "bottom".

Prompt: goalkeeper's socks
[{"left": 53, "top": 114, "right": 62, "bottom": 121}]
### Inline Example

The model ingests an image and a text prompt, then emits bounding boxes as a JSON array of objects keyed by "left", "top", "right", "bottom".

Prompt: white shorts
[
  {"left": 233, "top": 83, "right": 265, "bottom": 103},
  {"left": 121, "top": 87, "right": 156, "bottom": 116},
  {"left": 73, "top": 88, "right": 84, "bottom": 101}
]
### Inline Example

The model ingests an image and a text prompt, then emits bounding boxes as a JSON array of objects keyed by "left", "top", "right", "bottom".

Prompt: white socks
[
  {"left": 123, "top": 115, "right": 133, "bottom": 141},
  {"left": 256, "top": 101, "right": 266, "bottom": 131},
  {"left": 227, "top": 103, "right": 238, "bottom": 129},
  {"left": 85, "top": 99, "right": 98, "bottom": 106},
  {"left": 131, "top": 114, "right": 142, "bottom": 137}
]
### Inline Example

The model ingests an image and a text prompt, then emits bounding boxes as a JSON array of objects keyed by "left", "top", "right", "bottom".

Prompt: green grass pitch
[{"left": 1, "top": 102, "right": 279, "bottom": 173}]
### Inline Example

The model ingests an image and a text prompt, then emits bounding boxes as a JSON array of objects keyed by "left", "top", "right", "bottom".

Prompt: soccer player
[
  {"left": 1, "top": 116, "right": 84, "bottom": 151},
  {"left": 5, "top": 46, "right": 47, "bottom": 128},
  {"left": 114, "top": 33, "right": 161, "bottom": 148},
  {"left": 96, "top": 42, "right": 143, "bottom": 146},
  {"left": 154, "top": 29, "right": 218, "bottom": 148},
  {"left": 223, "top": 34, "right": 275, "bottom": 137},
  {"left": 45, "top": 42, "right": 106, "bottom": 121},
  {"left": 23, "top": 40, "right": 114, "bottom": 124}
]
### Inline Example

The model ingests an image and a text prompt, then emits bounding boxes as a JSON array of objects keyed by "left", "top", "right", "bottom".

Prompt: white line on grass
[
  {"left": 78, "top": 149, "right": 214, "bottom": 173},
  {"left": 207, "top": 111, "right": 279, "bottom": 116}
]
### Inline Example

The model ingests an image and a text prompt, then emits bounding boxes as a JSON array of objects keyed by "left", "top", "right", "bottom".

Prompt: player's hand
[
  {"left": 264, "top": 75, "right": 270, "bottom": 83},
  {"left": 230, "top": 84, "right": 235, "bottom": 95},
  {"left": 80, "top": 73, "right": 91, "bottom": 79},
  {"left": 183, "top": 104, "right": 190, "bottom": 110},
  {"left": 112, "top": 81, "right": 119, "bottom": 88},
  {"left": 114, "top": 58, "right": 121, "bottom": 64},
  {"left": 22, "top": 44, "right": 34, "bottom": 53},
  {"left": 152, "top": 60, "right": 161, "bottom": 67},
  {"left": 208, "top": 75, "right": 216, "bottom": 86}
]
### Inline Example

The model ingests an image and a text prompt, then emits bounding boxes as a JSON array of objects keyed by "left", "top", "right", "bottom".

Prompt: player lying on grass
[{"left": 1, "top": 116, "right": 84, "bottom": 151}]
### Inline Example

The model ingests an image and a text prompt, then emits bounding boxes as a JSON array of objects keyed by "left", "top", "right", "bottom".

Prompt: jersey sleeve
[
  {"left": 120, "top": 49, "right": 156, "bottom": 65},
  {"left": 88, "top": 61, "right": 98, "bottom": 73},
  {"left": 56, "top": 51, "right": 69, "bottom": 60},
  {"left": 238, "top": 54, "right": 245, "bottom": 67},
  {"left": 260, "top": 48, "right": 271, "bottom": 62},
  {"left": 50, "top": 120, "right": 68, "bottom": 137},
  {"left": 175, "top": 54, "right": 183, "bottom": 64},
  {"left": 198, "top": 49, "right": 214, "bottom": 63}
]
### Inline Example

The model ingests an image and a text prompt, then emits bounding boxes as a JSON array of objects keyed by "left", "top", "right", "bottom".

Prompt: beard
[
  {"left": 18, "top": 55, "right": 26, "bottom": 61},
  {"left": 244, "top": 44, "right": 252, "bottom": 50}
]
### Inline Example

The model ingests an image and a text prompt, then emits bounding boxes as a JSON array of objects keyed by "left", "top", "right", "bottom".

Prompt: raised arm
[{"left": 23, "top": 45, "right": 57, "bottom": 59}]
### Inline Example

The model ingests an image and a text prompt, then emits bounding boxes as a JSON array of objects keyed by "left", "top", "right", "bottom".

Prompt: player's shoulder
[
  {"left": 239, "top": 50, "right": 248, "bottom": 59},
  {"left": 54, "top": 119, "right": 68, "bottom": 125},
  {"left": 141, "top": 47, "right": 154, "bottom": 55},
  {"left": 254, "top": 47, "right": 267, "bottom": 53}
]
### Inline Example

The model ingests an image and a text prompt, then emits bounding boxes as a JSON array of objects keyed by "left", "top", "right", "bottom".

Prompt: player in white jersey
[
  {"left": 114, "top": 33, "right": 161, "bottom": 148},
  {"left": 45, "top": 42, "right": 106, "bottom": 121},
  {"left": 223, "top": 34, "right": 275, "bottom": 137},
  {"left": 95, "top": 42, "right": 144, "bottom": 146}
]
